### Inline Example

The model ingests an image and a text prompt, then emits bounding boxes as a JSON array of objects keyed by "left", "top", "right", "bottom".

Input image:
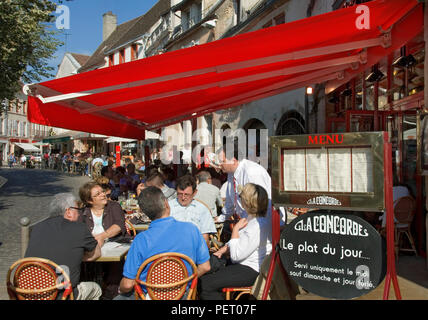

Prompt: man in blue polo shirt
[{"left": 115, "top": 186, "right": 211, "bottom": 299}]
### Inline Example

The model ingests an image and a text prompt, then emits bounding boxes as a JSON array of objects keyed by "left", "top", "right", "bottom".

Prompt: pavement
[
  {"left": 0, "top": 166, "right": 91, "bottom": 300},
  {"left": 0, "top": 166, "right": 426, "bottom": 300}
]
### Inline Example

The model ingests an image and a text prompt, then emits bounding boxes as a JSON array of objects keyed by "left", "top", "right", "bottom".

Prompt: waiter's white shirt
[
  {"left": 227, "top": 216, "right": 272, "bottom": 273},
  {"left": 218, "top": 159, "right": 272, "bottom": 222}
]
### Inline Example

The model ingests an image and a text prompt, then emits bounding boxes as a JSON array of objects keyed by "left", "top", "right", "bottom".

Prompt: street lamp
[{"left": 305, "top": 86, "right": 313, "bottom": 133}]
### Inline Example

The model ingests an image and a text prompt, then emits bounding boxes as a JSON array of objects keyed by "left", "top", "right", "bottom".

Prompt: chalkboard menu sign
[
  {"left": 280, "top": 210, "right": 386, "bottom": 299},
  {"left": 270, "top": 132, "right": 386, "bottom": 211}
]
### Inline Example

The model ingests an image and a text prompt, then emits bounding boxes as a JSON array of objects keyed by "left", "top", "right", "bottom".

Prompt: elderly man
[
  {"left": 195, "top": 170, "right": 223, "bottom": 218},
  {"left": 169, "top": 175, "right": 217, "bottom": 245},
  {"left": 25, "top": 193, "right": 102, "bottom": 300},
  {"left": 115, "top": 187, "right": 210, "bottom": 299}
]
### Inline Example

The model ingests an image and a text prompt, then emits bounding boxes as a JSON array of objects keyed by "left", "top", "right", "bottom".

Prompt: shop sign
[{"left": 280, "top": 210, "right": 386, "bottom": 299}]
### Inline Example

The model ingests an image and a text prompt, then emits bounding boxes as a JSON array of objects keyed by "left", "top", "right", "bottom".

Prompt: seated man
[
  {"left": 25, "top": 193, "right": 102, "bottom": 300},
  {"left": 116, "top": 187, "right": 211, "bottom": 299},
  {"left": 136, "top": 171, "right": 176, "bottom": 201},
  {"left": 195, "top": 170, "right": 223, "bottom": 218},
  {"left": 169, "top": 175, "right": 217, "bottom": 246}
]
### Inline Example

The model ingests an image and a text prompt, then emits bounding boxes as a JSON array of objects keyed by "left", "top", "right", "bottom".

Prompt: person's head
[
  {"left": 79, "top": 181, "right": 107, "bottom": 208},
  {"left": 175, "top": 175, "right": 197, "bottom": 207},
  {"left": 138, "top": 186, "right": 170, "bottom": 221},
  {"left": 49, "top": 193, "right": 81, "bottom": 222},
  {"left": 100, "top": 183, "right": 113, "bottom": 200},
  {"left": 115, "top": 166, "right": 126, "bottom": 177},
  {"left": 145, "top": 165, "right": 159, "bottom": 178},
  {"left": 127, "top": 163, "right": 136, "bottom": 174},
  {"left": 217, "top": 137, "right": 244, "bottom": 174},
  {"left": 101, "top": 166, "right": 113, "bottom": 179},
  {"left": 145, "top": 172, "right": 165, "bottom": 189},
  {"left": 196, "top": 171, "right": 211, "bottom": 184},
  {"left": 95, "top": 176, "right": 109, "bottom": 185},
  {"left": 239, "top": 183, "right": 268, "bottom": 218}
]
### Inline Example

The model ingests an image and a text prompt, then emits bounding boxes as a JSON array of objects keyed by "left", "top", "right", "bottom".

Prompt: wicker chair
[
  {"left": 222, "top": 286, "right": 253, "bottom": 300},
  {"left": 7, "top": 257, "right": 74, "bottom": 300},
  {"left": 134, "top": 252, "right": 198, "bottom": 300},
  {"left": 125, "top": 219, "right": 137, "bottom": 237},
  {"left": 394, "top": 196, "right": 417, "bottom": 258}
]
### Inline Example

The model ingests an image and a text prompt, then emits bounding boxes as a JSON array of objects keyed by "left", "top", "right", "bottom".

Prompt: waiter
[{"left": 214, "top": 136, "right": 272, "bottom": 224}]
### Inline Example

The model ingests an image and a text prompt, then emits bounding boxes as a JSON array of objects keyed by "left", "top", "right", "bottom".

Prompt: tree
[{"left": 0, "top": 0, "right": 67, "bottom": 106}]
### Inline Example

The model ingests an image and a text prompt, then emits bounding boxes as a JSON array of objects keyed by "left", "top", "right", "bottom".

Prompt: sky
[{"left": 44, "top": 0, "right": 159, "bottom": 80}]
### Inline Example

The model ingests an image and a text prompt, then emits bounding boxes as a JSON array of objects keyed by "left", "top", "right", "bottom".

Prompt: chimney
[{"left": 103, "top": 11, "right": 117, "bottom": 41}]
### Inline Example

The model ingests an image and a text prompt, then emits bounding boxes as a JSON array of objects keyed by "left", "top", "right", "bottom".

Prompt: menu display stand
[{"left": 262, "top": 132, "right": 400, "bottom": 300}]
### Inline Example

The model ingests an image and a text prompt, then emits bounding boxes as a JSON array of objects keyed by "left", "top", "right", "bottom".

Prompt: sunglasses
[{"left": 69, "top": 206, "right": 83, "bottom": 212}]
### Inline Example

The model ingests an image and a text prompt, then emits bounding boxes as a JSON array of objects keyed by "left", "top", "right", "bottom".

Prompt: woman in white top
[{"left": 199, "top": 183, "right": 272, "bottom": 300}]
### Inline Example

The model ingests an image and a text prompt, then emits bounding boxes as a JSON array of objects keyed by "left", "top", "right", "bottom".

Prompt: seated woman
[
  {"left": 78, "top": 181, "right": 127, "bottom": 299},
  {"left": 79, "top": 181, "right": 126, "bottom": 245},
  {"left": 198, "top": 183, "right": 272, "bottom": 300}
]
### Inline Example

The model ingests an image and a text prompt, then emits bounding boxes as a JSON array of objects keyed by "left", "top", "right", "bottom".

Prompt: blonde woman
[{"left": 199, "top": 183, "right": 272, "bottom": 300}]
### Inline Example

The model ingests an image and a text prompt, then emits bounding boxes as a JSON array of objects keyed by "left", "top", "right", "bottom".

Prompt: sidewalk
[{"left": 297, "top": 255, "right": 428, "bottom": 300}]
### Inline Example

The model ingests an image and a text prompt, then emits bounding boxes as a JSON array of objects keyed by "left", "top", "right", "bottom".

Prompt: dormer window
[
  {"left": 119, "top": 49, "right": 125, "bottom": 64},
  {"left": 131, "top": 44, "right": 138, "bottom": 61}
]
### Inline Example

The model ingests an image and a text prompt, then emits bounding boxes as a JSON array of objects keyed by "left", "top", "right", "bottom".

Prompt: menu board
[
  {"left": 279, "top": 210, "right": 386, "bottom": 299},
  {"left": 271, "top": 132, "right": 386, "bottom": 211},
  {"left": 282, "top": 147, "right": 373, "bottom": 193}
]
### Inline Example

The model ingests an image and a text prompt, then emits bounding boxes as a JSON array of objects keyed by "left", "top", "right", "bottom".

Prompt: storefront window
[
  {"left": 365, "top": 83, "right": 375, "bottom": 111},
  {"left": 402, "top": 113, "right": 417, "bottom": 195},
  {"left": 378, "top": 65, "right": 388, "bottom": 110},
  {"left": 355, "top": 74, "right": 363, "bottom": 110},
  {"left": 408, "top": 49, "right": 424, "bottom": 96}
]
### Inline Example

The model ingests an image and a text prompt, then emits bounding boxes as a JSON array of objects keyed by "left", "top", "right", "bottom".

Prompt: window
[
  {"left": 190, "top": 2, "right": 202, "bottom": 27},
  {"left": 262, "top": 20, "right": 272, "bottom": 29},
  {"left": 14, "top": 120, "right": 19, "bottom": 136},
  {"left": 108, "top": 54, "right": 114, "bottom": 67},
  {"left": 274, "top": 13, "right": 285, "bottom": 25},
  {"left": 7, "top": 120, "right": 12, "bottom": 136},
  {"left": 131, "top": 44, "right": 138, "bottom": 61},
  {"left": 119, "top": 49, "right": 125, "bottom": 64},
  {"left": 21, "top": 122, "right": 26, "bottom": 137},
  {"left": 181, "top": 9, "right": 189, "bottom": 31}
]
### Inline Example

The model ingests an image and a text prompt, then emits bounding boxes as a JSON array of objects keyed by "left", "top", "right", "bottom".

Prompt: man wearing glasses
[
  {"left": 169, "top": 175, "right": 217, "bottom": 246},
  {"left": 25, "top": 193, "right": 102, "bottom": 300}
]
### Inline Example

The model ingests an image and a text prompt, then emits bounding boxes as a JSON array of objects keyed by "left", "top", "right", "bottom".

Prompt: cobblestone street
[{"left": 0, "top": 167, "right": 90, "bottom": 299}]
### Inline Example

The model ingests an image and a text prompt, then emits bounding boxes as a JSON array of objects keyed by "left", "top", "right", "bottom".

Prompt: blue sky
[{"left": 45, "top": 0, "right": 158, "bottom": 80}]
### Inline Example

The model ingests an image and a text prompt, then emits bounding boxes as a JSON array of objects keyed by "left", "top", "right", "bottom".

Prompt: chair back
[
  {"left": 134, "top": 252, "right": 198, "bottom": 300},
  {"left": 7, "top": 257, "right": 73, "bottom": 300},
  {"left": 125, "top": 219, "right": 137, "bottom": 237},
  {"left": 394, "top": 196, "right": 416, "bottom": 225}
]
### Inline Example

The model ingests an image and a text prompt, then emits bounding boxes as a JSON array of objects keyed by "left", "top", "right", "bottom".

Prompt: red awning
[{"left": 25, "top": 0, "right": 423, "bottom": 139}]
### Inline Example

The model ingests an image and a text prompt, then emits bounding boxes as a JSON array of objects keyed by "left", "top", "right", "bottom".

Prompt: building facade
[{"left": 0, "top": 87, "right": 52, "bottom": 163}]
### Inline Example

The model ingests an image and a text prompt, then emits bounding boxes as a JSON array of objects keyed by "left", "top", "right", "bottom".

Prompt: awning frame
[
  {"left": 23, "top": 0, "right": 423, "bottom": 138},
  {"left": 26, "top": 34, "right": 388, "bottom": 108}
]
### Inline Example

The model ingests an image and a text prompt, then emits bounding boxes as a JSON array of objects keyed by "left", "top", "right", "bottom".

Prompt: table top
[
  {"left": 133, "top": 223, "right": 150, "bottom": 231},
  {"left": 96, "top": 242, "right": 131, "bottom": 262}
]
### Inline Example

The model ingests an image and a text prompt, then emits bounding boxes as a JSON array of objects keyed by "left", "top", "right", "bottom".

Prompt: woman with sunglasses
[
  {"left": 78, "top": 181, "right": 126, "bottom": 247},
  {"left": 78, "top": 181, "right": 127, "bottom": 299}
]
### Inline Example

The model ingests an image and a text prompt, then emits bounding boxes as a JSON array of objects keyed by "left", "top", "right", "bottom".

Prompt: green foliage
[{"left": 0, "top": 0, "right": 66, "bottom": 105}]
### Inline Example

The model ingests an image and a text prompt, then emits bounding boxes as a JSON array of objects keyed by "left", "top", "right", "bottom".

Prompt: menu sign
[{"left": 279, "top": 210, "right": 386, "bottom": 299}]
